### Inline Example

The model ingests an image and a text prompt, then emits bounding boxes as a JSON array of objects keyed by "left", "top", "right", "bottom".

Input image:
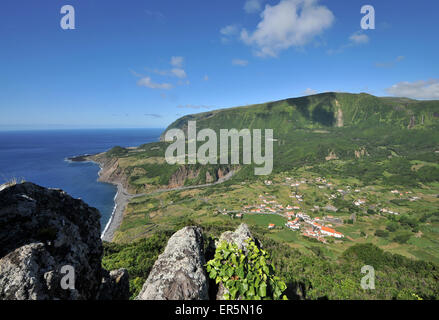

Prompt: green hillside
[
  {"left": 96, "top": 92, "right": 439, "bottom": 191},
  {"left": 163, "top": 92, "right": 439, "bottom": 137}
]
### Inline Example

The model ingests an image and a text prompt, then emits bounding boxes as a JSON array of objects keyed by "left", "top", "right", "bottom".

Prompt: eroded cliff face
[
  {"left": 335, "top": 99, "right": 344, "bottom": 128},
  {"left": 168, "top": 167, "right": 201, "bottom": 188},
  {"left": 0, "top": 182, "right": 129, "bottom": 300},
  {"left": 355, "top": 147, "right": 369, "bottom": 159},
  {"left": 92, "top": 150, "right": 234, "bottom": 192},
  {"left": 94, "top": 156, "right": 131, "bottom": 191},
  {"left": 168, "top": 166, "right": 233, "bottom": 189}
]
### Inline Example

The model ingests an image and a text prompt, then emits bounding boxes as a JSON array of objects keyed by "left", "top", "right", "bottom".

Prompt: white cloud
[
  {"left": 148, "top": 67, "right": 187, "bottom": 79},
  {"left": 386, "top": 79, "right": 439, "bottom": 100},
  {"left": 220, "top": 24, "right": 239, "bottom": 43},
  {"left": 135, "top": 56, "right": 188, "bottom": 89},
  {"left": 147, "top": 68, "right": 170, "bottom": 76},
  {"left": 303, "top": 88, "right": 317, "bottom": 95},
  {"left": 327, "top": 31, "right": 370, "bottom": 55},
  {"left": 241, "top": 0, "right": 334, "bottom": 57},
  {"left": 137, "top": 77, "right": 173, "bottom": 90},
  {"left": 220, "top": 24, "right": 238, "bottom": 36},
  {"left": 170, "top": 56, "right": 184, "bottom": 68},
  {"left": 171, "top": 68, "right": 187, "bottom": 78},
  {"left": 232, "top": 59, "right": 249, "bottom": 66},
  {"left": 130, "top": 69, "right": 143, "bottom": 78},
  {"left": 349, "top": 31, "right": 369, "bottom": 44},
  {"left": 244, "top": 0, "right": 265, "bottom": 14}
]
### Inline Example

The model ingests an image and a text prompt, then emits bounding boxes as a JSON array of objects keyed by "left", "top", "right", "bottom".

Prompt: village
[{"left": 215, "top": 175, "right": 421, "bottom": 244}]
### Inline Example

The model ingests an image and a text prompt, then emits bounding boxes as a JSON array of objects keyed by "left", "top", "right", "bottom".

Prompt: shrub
[
  {"left": 393, "top": 233, "right": 411, "bottom": 244},
  {"left": 375, "top": 230, "right": 389, "bottom": 238},
  {"left": 206, "top": 239, "right": 287, "bottom": 300},
  {"left": 386, "top": 223, "right": 399, "bottom": 232}
]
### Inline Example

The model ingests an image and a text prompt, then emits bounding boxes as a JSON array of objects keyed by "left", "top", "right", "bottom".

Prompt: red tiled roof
[{"left": 321, "top": 226, "right": 336, "bottom": 233}]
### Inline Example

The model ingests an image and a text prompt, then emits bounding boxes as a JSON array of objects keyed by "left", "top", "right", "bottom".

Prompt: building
[
  {"left": 354, "top": 199, "right": 366, "bottom": 206},
  {"left": 320, "top": 226, "right": 344, "bottom": 238},
  {"left": 268, "top": 223, "right": 275, "bottom": 229},
  {"left": 286, "top": 212, "right": 295, "bottom": 220},
  {"left": 286, "top": 220, "right": 300, "bottom": 230}
]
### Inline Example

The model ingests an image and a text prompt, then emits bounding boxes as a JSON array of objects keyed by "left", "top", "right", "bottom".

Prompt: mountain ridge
[{"left": 162, "top": 92, "right": 439, "bottom": 140}]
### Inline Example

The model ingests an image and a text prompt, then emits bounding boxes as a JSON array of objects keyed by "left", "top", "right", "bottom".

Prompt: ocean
[{"left": 0, "top": 128, "right": 163, "bottom": 232}]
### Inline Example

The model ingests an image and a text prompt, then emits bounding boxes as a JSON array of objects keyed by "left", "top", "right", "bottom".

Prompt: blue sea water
[{"left": 0, "top": 128, "right": 163, "bottom": 232}]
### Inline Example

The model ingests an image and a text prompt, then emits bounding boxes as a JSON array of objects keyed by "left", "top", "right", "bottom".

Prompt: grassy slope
[{"left": 164, "top": 92, "right": 439, "bottom": 136}]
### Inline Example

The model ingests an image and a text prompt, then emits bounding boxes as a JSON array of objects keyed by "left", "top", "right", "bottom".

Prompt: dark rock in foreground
[
  {"left": 136, "top": 226, "right": 209, "bottom": 300},
  {"left": 97, "top": 268, "right": 130, "bottom": 300},
  {"left": 0, "top": 182, "right": 129, "bottom": 300}
]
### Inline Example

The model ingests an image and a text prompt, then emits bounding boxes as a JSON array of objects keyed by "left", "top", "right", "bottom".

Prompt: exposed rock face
[
  {"left": 136, "top": 226, "right": 208, "bottom": 300},
  {"left": 168, "top": 166, "right": 201, "bottom": 188},
  {"left": 335, "top": 100, "right": 344, "bottom": 128},
  {"left": 325, "top": 151, "right": 338, "bottom": 161},
  {"left": 0, "top": 182, "right": 129, "bottom": 300},
  {"left": 205, "top": 171, "right": 214, "bottom": 183},
  {"left": 217, "top": 223, "right": 255, "bottom": 253},
  {"left": 0, "top": 243, "right": 68, "bottom": 300},
  {"left": 168, "top": 166, "right": 233, "bottom": 189},
  {"left": 216, "top": 224, "right": 257, "bottom": 300},
  {"left": 355, "top": 147, "right": 369, "bottom": 159},
  {"left": 95, "top": 157, "right": 130, "bottom": 191}
]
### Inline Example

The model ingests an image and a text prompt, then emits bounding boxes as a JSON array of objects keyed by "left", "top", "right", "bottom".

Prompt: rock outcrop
[
  {"left": 97, "top": 268, "right": 130, "bottom": 300},
  {"left": 217, "top": 223, "right": 255, "bottom": 253},
  {"left": 325, "top": 150, "right": 338, "bottom": 161},
  {"left": 0, "top": 182, "right": 129, "bottom": 300},
  {"left": 136, "top": 226, "right": 208, "bottom": 300}
]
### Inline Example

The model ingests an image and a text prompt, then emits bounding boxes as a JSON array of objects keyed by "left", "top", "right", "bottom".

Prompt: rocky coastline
[{"left": 67, "top": 154, "right": 130, "bottom": 242}]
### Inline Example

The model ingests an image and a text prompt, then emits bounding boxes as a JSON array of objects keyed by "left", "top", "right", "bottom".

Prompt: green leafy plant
[{"left": 205, "top": 239, "right": 287, "bottom": 300}]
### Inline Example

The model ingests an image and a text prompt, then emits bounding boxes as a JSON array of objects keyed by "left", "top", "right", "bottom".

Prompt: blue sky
[{"left": 0, "top": 0, "right": 438, "bottom": 130}]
